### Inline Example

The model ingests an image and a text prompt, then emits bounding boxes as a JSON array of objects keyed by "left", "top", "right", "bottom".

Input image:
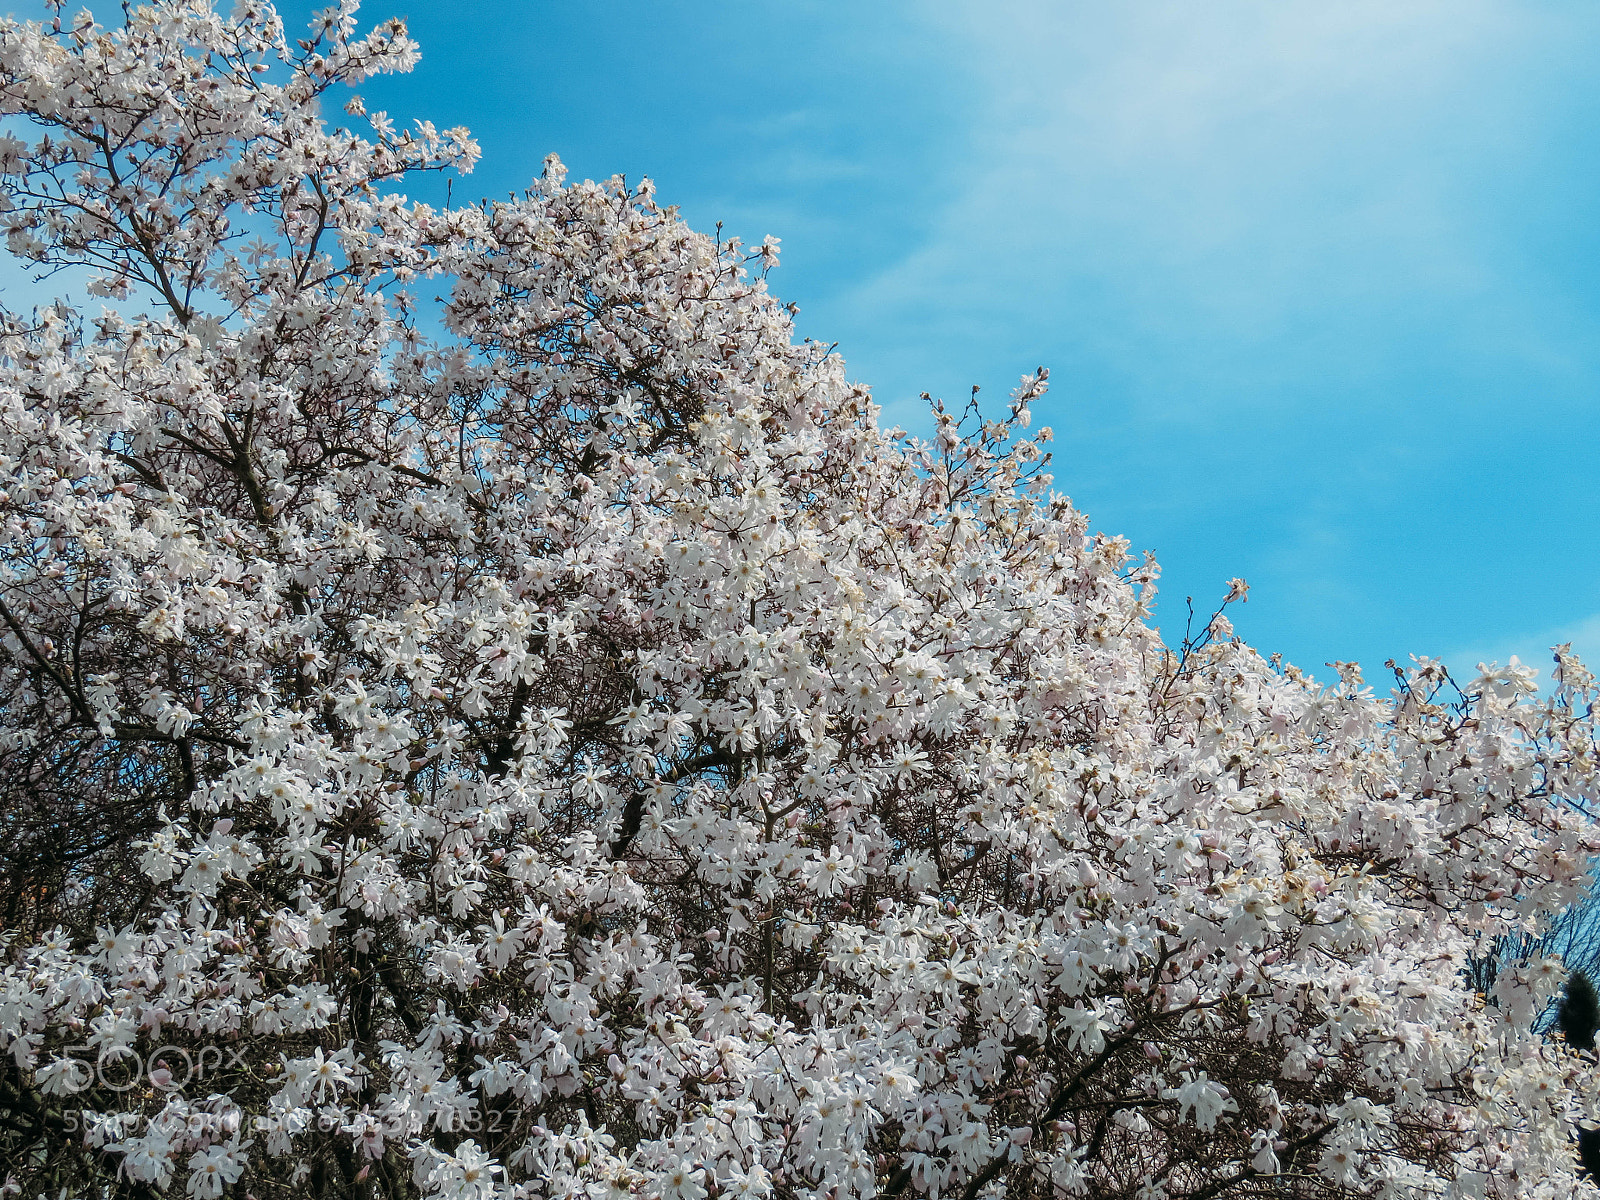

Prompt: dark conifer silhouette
[
  {"left": 1559, "top": 972, "right": 1600, "bottom": 1179},
  {"left": 1562, "top": 971, "right": 1600, "bottom": 1053}
]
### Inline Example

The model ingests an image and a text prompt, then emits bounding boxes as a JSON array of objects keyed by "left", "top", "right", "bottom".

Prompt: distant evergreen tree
[
  {"left": 1580, "top": 1127, "right": 1600, "bottom": 1181},
  {"left": 1561, "top": 971, "right": 1600, "bottom": 1052},
  {"left": 1562, "top": 974, "right": 1600, "bottom": 1179}
]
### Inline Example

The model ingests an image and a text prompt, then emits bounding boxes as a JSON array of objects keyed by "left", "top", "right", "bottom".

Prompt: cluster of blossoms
[{"left": 1, "top": 2, "right": 1599, "bottom": 1198}]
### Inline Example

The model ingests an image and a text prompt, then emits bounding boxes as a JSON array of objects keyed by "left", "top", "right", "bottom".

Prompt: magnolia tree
[{"left": 2, "top": 3, "right": 1600, "bottom": 1199}]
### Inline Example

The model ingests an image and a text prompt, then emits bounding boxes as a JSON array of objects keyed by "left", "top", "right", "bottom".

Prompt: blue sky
[{"left": 30, "top": 0, "right": 1600, "bottom": 685}]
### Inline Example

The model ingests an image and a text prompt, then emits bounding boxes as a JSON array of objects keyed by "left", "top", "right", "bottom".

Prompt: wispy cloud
[
  {"left": 828, "top": 0, "right": 1600, "bottom": 416},
  {"left": 1444, "top": 613, "right": 1600, "bottom": 688}
]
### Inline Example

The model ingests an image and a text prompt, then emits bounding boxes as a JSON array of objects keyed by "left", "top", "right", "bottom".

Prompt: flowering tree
[{"left": 2, "top": 3, "right": 1600, "bottom": 1198}]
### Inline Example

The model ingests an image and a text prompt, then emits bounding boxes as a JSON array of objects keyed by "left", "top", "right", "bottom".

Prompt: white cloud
[
  {"left": 1443, "top": 613, "right": 1600, "bottom": 689},
  {"left": 822, "top": 0, "right": 1600, "bottom": 419}
]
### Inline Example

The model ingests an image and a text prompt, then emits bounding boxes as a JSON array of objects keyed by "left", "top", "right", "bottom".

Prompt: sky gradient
[{"left": 27, "top": 0, "right": 1600, "bottom": 687}]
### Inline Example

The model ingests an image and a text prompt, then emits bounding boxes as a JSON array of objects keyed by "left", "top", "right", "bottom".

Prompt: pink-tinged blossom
[
  {"left": 1162, "top": 1071, "right": 1238, "bottom": 1132},
  {"left": 185, "top": 1142, "right": 248, "bottom": 1199}
]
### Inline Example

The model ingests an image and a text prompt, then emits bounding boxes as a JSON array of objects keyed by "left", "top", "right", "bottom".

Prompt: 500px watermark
[{"left": 47, "top": 1044, "right": 249, "bottom": 1095}]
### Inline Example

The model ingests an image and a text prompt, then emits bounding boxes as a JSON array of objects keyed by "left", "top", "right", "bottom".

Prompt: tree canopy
[{"left": 2, "top": 3, "right": 1600, "bottom": 1198}]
